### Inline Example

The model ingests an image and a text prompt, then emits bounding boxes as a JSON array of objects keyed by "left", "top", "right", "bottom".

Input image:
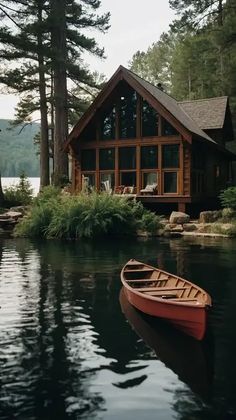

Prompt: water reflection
[
  {"left": 0, "top": 237, "right": 236, "bottom": 419},
  {"left": 119, "top": 288, "right": 213, "bottom": 400}
]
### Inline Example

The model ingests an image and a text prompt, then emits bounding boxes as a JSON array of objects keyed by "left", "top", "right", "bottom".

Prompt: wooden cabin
[{"left": 65, "top": 66, "right": 235, "bottom": 213}]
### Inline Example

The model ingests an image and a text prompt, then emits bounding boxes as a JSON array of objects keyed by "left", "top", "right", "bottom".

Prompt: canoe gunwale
[{"left": 121, "top": 259, "right": 212, "bottom": 309}]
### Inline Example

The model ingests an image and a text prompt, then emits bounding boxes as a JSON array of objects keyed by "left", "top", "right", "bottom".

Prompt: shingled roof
[
  {"left": 178, "top": 97, "right": 228, "bottom": 130},
  {"left": 66, "top": 66, "right": 232, "bottom": 149},
  {"left": 127, "top": 68, "right": 215, "bottom": 144}
]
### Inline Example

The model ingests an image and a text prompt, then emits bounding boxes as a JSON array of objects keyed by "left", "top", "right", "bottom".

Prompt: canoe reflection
[{"left": 119, "top": 287, "right": 214, "bottom": 401}]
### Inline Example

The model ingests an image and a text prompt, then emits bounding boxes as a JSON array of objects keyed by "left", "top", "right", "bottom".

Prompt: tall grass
[{"left": 15, "top": 189, "right": 162, "bottom": 239}]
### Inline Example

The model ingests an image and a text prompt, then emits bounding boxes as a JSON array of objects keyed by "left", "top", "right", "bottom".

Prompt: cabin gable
[{"left": 67, "top": 66, "right": 235, "bottom": 213}]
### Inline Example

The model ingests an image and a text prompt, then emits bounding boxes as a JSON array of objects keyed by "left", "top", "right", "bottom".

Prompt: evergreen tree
[
  {"left": 0, "top": 0, "right": 110, "bottom": 186},
  {"left": 129, "top": 31, "right": 176, "bottom": 91}
]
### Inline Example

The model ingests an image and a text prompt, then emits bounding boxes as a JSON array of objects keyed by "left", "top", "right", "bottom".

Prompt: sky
[{"left": 0, "top": 0, "right": 176, "bottom": 120}]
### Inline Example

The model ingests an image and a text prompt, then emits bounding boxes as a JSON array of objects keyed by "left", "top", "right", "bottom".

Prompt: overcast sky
[{"left": 0, "top": 0, "right": 175, "bottom": 119}]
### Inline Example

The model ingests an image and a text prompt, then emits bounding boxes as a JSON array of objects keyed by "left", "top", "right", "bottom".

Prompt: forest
[
  {"left": 0, "top": 119, "right": 40, "bottom": 176},
  {"left": 0, "top": 0, "right": 235, "bottom": 183},
  {"left": 130, "top": 0, "right": 236, "bottom": 149}
]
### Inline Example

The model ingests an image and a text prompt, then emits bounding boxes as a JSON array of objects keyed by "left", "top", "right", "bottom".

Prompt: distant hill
[{"left": 0, "top": 119, "right": 40, "bottom": 177}]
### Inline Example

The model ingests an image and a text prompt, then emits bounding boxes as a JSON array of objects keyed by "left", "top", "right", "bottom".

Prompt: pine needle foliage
[{"left": 15, "top": 189, "right": 162, "bottom": 239}]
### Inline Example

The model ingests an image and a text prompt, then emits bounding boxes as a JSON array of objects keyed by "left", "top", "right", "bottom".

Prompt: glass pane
[
  {"left": 119, "top": 147, "right": 136, "bottom": 169},
  {"left": 142, "top": 100, "right": 158, "bottom": 137},
  {"left": 121, "top": 172, "right": 136, "bottom": 187},
  {"left": 162, "top": 119, "right": 178, "bottom": 136},
  {"left": 141, "top": 146, "right": 158, "bottom": 169},
  {"left": 100, "top": 173, "right": 115, "bottom": 190},
  {"left": 80, "top": 122, "right": 96, "bottom": 141},
  {"left": 81, "top": 149, "right": 96, "bottom": 171},
  {"left": 82, "top": 174, "right": 95, "bottom": 190},
  {"left": 143, "top": 172, "right": 158, "bottom": 187},
  {"left": 162, "top": 145, "right": 179, "bottom": 168},
  {"left": 120, "top": 91, "right": 137, "bottom": 139},
  {"left": 102, "top": 106, "right": 116, "bottom": 140},
  {"left": 99, "top": 148, "right": 115, "bottom": 170},
  {"left": 164, "top": 172, "right": 177, "bottom": 193}
]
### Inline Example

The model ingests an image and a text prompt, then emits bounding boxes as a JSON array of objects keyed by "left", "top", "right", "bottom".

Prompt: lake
[
  {"left": 0, "top": 236, "right": 236, "bottom": 420},
  {"left": 1, "top": 177, "right": 40, "bottom": 196}
]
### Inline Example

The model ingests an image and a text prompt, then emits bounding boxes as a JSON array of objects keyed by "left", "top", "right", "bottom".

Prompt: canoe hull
[{"left": 123, "top": 286, "right": 208, "bottom": 340}]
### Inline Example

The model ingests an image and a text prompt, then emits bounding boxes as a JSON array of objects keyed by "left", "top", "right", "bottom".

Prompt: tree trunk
[
  {"left": 51, "top": 0, "right": 68, "bottom": 187},
  {"left": 38, "top": 0, "right": 50, "bottom": 188},
  {"left": 218, "top": 0, "right": 223, "bottom": 26},
  {"left": 0, "top": 172, "right": 5, "bottom": 205}
]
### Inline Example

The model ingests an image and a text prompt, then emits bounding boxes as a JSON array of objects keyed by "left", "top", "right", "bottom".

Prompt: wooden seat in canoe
[
  {"left": 135, "top": 286, "right": 188, "bottom": 292},
  {"left": 120, "top": 259, "right": 212, "bottom": 340}
]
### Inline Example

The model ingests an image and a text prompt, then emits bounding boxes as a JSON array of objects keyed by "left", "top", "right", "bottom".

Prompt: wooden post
[
  {"left": 178, "top": 202, "right": 186, "bottom": 213},
  {"left": 115, "top": 146, "right": 119, "bottom": 188},
  {"left": 136, "top": 145, "right": 141, "bottom": 193}
]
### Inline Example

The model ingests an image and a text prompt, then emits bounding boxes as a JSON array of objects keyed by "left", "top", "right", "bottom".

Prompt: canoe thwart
[{"left": 135, "top": 286, "right": 188, "bottom": 292}]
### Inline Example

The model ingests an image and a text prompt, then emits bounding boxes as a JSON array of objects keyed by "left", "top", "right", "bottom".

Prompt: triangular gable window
[
  {"left": 162, "top": 118, "right": 178, "bottom": 136},
  {"left": 119, "top": 90, "right": 137, "bottom": 139},
  {"left": 142, "top": 99, "right": 158, "bottom": 137},
  {"left": 101, "top": 105, "right": 116, "bottom": 140}
]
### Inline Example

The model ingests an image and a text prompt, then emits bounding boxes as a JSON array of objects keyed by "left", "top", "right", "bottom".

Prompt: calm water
[{"left": 0, "top": 236, "right": 236, "bottom": 420}]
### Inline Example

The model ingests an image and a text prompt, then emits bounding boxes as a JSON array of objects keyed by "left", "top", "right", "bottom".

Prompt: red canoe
[{"left": 120, "top": 259, "right": 212, "bottom": 340}]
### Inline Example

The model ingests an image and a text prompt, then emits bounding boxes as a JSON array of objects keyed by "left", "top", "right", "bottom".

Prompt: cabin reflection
[{"left": 119, "top": 288, "right": 214, "bottom": 401}]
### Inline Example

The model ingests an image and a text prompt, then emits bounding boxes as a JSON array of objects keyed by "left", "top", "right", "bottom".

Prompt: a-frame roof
[{"left": 65, "top": 66, "right": 229, "bottom": 150}]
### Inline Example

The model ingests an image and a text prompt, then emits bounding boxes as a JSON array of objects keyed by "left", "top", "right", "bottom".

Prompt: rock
[
  {"left": 5, "top": 211, "right": 23, "bottom": 220},
  {"left": 199, "top": 210, "right": 221, "bottom": 224},
  {"left": 171, "top": 224, "right": 184, "bottom": 233},
  {"left": 197, "top": 223, "right": 211, "bottom": 233},
  {"left": 183, "top": 223, "right": 197, "bottom": 232},
  {"left": 169, "top": 211, "right": 190, "bottom": 224},
  {"left": 10, "top": 206, "right": 27, "bottom": 213}
]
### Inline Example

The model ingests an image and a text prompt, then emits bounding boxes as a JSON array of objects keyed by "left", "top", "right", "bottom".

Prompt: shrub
[
  {"left": 15, "top": 192, "right": 162, "bottom": 239},
  {"left": 4, "top": 172, "right": 33, "bottom": 206},
  {"left": 219, "top": 187, "right": 236, "bottom": 210},
  {"left": 208, "top": 222, "right": 236, "bottom": 237}
]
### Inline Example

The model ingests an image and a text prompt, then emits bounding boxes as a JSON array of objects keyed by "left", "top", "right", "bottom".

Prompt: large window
[
  {"left": 119, "top": 147, "right": 136, "bottom": 169},
  {"left": 121, "top": 172, "right": 136, "bottom": 187},
  {"left": 143, "top": 172, "right": 158, "bottom": 187},
  {"left": 82, "top": 174, "right": 95, "bottom": 190},
  {"left": 80, "top": 123, "right": 96, "bottom": 142},
  {"left": 162, "top": 119, "right": 178, "bottom": 136},
  {"left": 119, "top": 91, "right": 137, "bottom": 139},
  {"left": 162, "top": 145, "right": 179, "bottom": 168},
  {"left": 142, "top": 100, "right": 158, "bottom": 137},
  {"left": 100, "top": 173, "right": 115, "bottom": 191},
  {"left": 141, "top": 146, "right": 158, "bottom": 169},
  {"left": 164, "top": 172, "right": 178, "bottom": 193},
  {"left": 99, "top": 148, "right": 115, "bottom": 170},
  {"left": 101, "top": 106, "right": 116, "bottom": 140},
  {"left": 81, "top": 149, "right": 96, "bottom": 171}
]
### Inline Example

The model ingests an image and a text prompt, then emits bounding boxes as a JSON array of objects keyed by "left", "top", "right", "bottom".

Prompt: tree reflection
[{"left": 0, "top": 236, "right": 236, "bottom": 419}]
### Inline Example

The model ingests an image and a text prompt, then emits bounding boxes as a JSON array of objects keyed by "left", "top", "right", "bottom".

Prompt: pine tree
[{"left": 0, "top": 0, "right": 110, "bottom": 186}]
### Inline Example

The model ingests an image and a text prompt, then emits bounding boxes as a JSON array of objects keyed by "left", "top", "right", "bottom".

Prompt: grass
[{"left": 15, "top": 188, "right": 162, "bottom": 239}]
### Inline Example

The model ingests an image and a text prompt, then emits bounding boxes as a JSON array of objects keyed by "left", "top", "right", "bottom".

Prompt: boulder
[
  {"left": 169, "top": 211, "right": 190, "bottom": 225},
  {"left": 10, "top": 206, "right": 29, "bottom": 214},
  {"left": 183, "top": 223, "right": 197, "bottom": 232},
  {"left": 5, "top": 211, "right": 23, "bottom": 220},
  {"left": 199, "top": 210, "right": 221, "bottom": 224},
  {"left": 171, "top": 224, "right": 184, "bottom": 233}
]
